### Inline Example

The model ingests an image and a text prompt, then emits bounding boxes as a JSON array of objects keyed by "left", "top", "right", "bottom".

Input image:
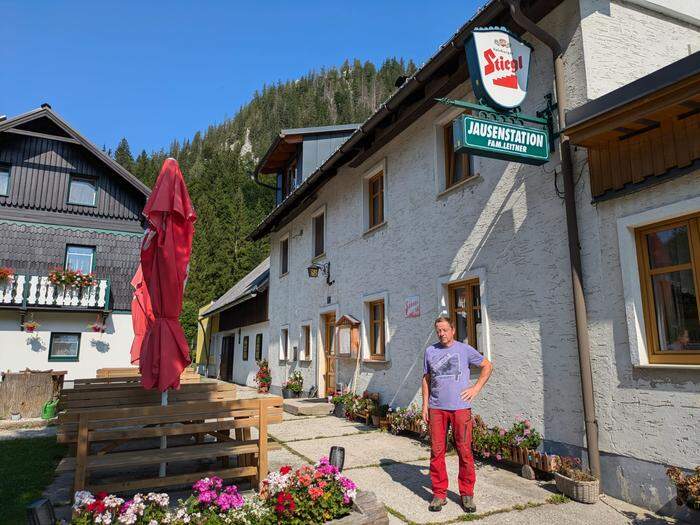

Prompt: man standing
[{"left": 422, "top": 316, "right": 493, "bottom": 513}]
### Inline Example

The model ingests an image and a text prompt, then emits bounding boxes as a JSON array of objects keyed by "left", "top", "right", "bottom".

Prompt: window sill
[
  {"left": 363, "top": 221, "right": 387, "bottom": 238},
  {"left": 279, "top": 272, "right": 289, "bottom": 279},
  {"left": 437, "top": 174, "right": 483, "bottom": 199},
  {"left": 311, "top": 253, "right": 326, "bottom": 263},
  {"left": 633, "top": 363, "right": 700, "bottom": 370},
  {"left": 49, "top": 357, "right": 79, "bottom": 362},
  {"left": 67, "top": 201, "right": 97, "bottom": 208},
  {"left": 362, "top": 358, "right": 390, "bottom": 364}
]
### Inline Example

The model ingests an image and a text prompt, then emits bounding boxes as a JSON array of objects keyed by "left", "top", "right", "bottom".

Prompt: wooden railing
[{"left": 0, "top": 275, "right": 109, "bottom": 309}]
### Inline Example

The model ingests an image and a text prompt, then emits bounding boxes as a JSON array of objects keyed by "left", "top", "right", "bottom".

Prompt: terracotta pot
[{"left": 258, "top": 386, "right": 269, "bottom": 393}]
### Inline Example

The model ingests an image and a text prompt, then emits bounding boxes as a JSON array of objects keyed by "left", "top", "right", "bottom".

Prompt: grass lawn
[{"left": 0, "top": 436, "right": 66, "bottom": 525}]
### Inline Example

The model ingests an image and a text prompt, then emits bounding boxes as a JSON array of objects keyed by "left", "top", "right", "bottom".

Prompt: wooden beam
[{"left": 3, "top": 127, "right": 80, "bottom": 144}]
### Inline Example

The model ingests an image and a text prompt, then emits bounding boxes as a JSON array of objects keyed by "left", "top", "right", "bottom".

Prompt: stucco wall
[
  {"left": 265, "top": 0, "right": 698, "bottom": 512},
  {"left": 0, "top": 311, "right": 134, "bottom": 380}
]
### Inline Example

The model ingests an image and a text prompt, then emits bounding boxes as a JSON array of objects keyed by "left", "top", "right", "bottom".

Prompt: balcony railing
[{"left": 0, "top": 275, "right": 110, "bottom": 310}]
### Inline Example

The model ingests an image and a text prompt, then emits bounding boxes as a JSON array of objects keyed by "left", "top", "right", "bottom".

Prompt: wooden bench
[
  {"left": 56, "top": 397, "right": 283, "bottom": 494},
  {"left": 59, "top": 380, "right": 236, "bottom": 411},
  {"left": 95, "top": 367, "right": 201, "bottom": 379}
]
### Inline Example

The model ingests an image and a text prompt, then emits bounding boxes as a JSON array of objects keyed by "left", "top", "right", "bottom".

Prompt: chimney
[
  {"left": 0, "top": 115, "right": 6, "bottom": 122},
  {"left": 41, "top": 102, "right": 52, "bottom": 109}
]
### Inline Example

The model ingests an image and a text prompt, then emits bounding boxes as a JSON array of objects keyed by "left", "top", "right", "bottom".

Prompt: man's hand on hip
[{"left": 460, "top": 385, "right": 482, "bottom": 402}]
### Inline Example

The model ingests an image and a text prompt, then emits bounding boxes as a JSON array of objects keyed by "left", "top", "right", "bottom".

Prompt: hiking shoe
[
  {"left": 461, "top": 495, "right": 476, "bottom": 513},
  {"left": 428, "top": 497, "right": 447, "bottom": 512}
]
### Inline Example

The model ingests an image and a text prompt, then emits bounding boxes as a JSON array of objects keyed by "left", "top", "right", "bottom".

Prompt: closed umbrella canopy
[
  {"left": 139, "top": 158, "right": 196, "bottom": 391},
  {"left": 129, "top": 264, "right": 153, "bottom": 365}
]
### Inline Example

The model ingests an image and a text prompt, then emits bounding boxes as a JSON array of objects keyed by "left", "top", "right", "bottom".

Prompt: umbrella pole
[{"left": 159, "top": 390, "right": 168, "bottom": 477}]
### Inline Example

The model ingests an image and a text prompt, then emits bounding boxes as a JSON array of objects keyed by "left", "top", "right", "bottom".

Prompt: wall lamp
[{"left": 307, "top": 262, "right": 335, "bottom": 286}]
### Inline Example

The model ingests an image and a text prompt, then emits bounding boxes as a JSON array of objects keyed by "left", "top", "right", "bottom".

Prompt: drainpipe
[{"left": 502, "top": 0, "right": 601, "bottom": 480}]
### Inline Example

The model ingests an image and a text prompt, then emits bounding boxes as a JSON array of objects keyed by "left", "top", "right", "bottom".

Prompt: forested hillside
[{"left": 114, "top": 58, "right": 417, "bottom": 343}]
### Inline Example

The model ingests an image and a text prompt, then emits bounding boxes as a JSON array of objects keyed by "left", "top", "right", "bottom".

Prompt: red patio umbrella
[
  {"left": 129, "top": 264, "right": 153, "bottom": 365},
  {"left": 138, "top": 158, "right": 196, "bottom": 392}
]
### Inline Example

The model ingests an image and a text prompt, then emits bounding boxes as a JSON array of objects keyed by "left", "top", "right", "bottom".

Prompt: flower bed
[
  {"left": 667, "top": 466, "right": 700, "bottom": 511},
  {"left": 69, "top": 457, "right": 357, "bottom": 524}
]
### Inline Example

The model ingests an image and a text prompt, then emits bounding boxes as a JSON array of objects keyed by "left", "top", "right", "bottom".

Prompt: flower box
[
  {"left": 506, "top": 446, "right": 559, "bottom": 473},
  {"left": 554, "top": 472, "right": 599, "bottom": 504}
]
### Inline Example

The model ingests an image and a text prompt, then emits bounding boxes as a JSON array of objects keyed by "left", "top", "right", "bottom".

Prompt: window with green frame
[
  {"left": 242, "top": 335, "right": 249, "bottom": 361},
  {"left": 49, "top": 333, "right": 80, "bottom": 361}
]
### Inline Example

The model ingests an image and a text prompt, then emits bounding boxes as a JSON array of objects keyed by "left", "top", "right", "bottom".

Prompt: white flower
[
  {"left": 73, "top": 491, "right": 95, "bottom": 510},
  {"left": 148, "top": 520, "right": 158, "bottom": 525},
  {"left": 103, "top": 495, "right": 124, "bottom": 508}
]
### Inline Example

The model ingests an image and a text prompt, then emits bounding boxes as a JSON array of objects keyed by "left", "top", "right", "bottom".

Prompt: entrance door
[
  {"left": 219, "top": 335, "right": 235, "bottom": 382},
  {"left": 322, "top": 313, "right": 336, "bottom": 395}
]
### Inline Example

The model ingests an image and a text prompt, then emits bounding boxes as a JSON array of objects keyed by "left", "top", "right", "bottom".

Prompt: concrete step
[{"left": 283, "top": 398, "right": 334, "bottom": 416}]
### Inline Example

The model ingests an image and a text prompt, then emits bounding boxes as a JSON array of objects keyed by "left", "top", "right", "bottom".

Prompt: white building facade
[{"left": 251, "top": 0, "right": 700, "bottom": 514}]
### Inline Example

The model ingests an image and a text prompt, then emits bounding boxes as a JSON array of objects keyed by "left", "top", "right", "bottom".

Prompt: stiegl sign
[
  {"left": 465, "top": 28, "right": 533, "bottom": 110},
  {"left": 453, "top": 115, "right": 549, "bottom": 166}
]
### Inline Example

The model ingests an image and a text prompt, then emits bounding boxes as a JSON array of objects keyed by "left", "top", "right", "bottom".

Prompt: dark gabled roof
[
  {"left": 0, "top": 106, "right": 150, "bottom": 196},
  {"left": 200, "top": 257, "right": 270, "bottom": 318},
  {"left": 249, "top": 0, "right": 564, "bottom": 240},
  {"left": 254, "top": 123, "right": 360, "bottom": 176},
  {"left": 566, "top": 52, "right": 700, "bottom": 130}
]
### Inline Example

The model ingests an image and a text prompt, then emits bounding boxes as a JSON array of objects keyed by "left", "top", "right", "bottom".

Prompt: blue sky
[{"left": 2, "top": 1, "right": 482, "bottom": 154}]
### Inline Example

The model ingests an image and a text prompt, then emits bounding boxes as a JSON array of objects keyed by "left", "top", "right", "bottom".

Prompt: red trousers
[{"left": 429, "top": 408, "right": 475, "bottom": 498}]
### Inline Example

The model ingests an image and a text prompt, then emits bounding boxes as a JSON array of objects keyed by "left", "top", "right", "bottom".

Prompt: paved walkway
[
  {"left": 20, "top": 385, "right": 681, "bottom": 524},
  {"left": 267, "top": 412, "right": 678, "bottom": 525}
]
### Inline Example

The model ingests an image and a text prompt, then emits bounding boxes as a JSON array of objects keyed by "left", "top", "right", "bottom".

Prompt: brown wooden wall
[
  {"left": 218, "top": 289, "right": 269, "bottom": 331},
  {"left": 587, "top": 110, "right": 700, "bottom": 198}
]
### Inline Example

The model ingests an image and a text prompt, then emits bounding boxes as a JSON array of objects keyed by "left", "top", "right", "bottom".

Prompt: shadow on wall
[
  {"left": 27, "top": 334, "right": 47, "bottom": 353},
  {"left": 90, "top": 339, "right": 110, "bottom": 353}
]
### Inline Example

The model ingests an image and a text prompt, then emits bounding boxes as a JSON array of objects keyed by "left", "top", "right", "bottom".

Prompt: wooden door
[
  {"left": 219, "top": 335, "right": 235, "bottom": 382},
  {"left": 322, "top": 313, "right": 336, "bottom": 395}
]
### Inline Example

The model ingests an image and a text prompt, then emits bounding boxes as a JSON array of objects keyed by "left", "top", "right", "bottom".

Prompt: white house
[
  {"left": 249, "top": 0, "right": 700, "bottom": 515},
  {"left": 0, "top": 105, "right": 149, "bottom": 379}
]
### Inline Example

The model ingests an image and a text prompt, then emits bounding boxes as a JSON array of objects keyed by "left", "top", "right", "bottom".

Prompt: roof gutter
[{"left": 503, "top": 0, "right": 601, "bottom": 480}]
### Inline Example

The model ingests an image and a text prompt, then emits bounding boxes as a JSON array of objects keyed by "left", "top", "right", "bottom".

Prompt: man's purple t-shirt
[{"left": 423, "top": 341, "right": 484, "bottom": 410}]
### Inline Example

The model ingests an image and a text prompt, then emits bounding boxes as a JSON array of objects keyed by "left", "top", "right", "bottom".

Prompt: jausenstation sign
[
  {"left": 453, "top": 115, "right": 549, "bottom": 165},
  {"left": 441, "top": 26, "right": 551, "bottom": 165}
]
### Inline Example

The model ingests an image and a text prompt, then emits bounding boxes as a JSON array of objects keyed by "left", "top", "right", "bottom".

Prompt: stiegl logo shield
[{"left": 465, "top": 28, "right": 533, "bottom": 110}]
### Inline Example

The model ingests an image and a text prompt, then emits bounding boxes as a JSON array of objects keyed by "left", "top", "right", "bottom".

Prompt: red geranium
[{"left": 280, "top": 465, "right": 292, "bottom": 475}]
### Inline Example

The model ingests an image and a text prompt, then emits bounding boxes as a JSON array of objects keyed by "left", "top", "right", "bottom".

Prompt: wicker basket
[{"left": 554, "top": 472, "right": 599, "bottom": 504}]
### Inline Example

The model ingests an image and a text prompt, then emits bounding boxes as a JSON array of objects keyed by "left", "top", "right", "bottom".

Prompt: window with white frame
[
  {"left": 362, "top": 160, "right": 387, "bottom": 232},
  {"left": 300, "top": 323, "right": 312, "bottom": 360},
  {"left": 65, "top": 245, "right": 95, "bottom": 274},
  {"left": 279, "top": 235, "right": 289, "bottom": 277},
  {"left": 280, "top": 327, "right": 289, "bottom": 361},
  {"left": 312, "top": 210, "right": 325, "bottom": 258},
  {"left": 362, "top": 292, "right": 389, "bottom": 361}
]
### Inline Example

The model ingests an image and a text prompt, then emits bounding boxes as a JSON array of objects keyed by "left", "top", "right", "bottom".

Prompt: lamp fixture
[{"left": 307, "top": 262, "right": 335, "bottom": 286}]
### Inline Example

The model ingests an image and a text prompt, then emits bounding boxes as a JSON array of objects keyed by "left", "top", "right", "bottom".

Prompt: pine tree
[
  {"left": 123, "top": 58, "right": 416, "bottom": 342},
  {"left": 114, "top": 138, "right": 134, "bottom": 172}
]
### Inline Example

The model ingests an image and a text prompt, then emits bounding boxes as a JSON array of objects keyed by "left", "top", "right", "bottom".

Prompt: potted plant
[
  {"left": 667, "top": 466, "right": 700, "bottom": 511},
  {"left": 23, "top": 320, "right": 40, "bottom": 333},
  {"left": 87, "top": 317, "right": 105, "bottom": 333},
  {"left": 377, "top": 404, "right": 390, "bottom": 430},
  {"left": 0, "top": 266, "right": 14, "bottom": 285},
  {"left": 283, "top": 371, "right": 304, "bottom": 398},
  {"left": 255, "top": 359, "right": 272, "bottom": 393},
  {"left": 331, "top": 392, "right": 348, "bottom": 418},
  {"left": 554, "top": 456, "right": 599, "bottom": 504},
  {"left": 48, "top": 266, "right": 79, "bottom": 287}
]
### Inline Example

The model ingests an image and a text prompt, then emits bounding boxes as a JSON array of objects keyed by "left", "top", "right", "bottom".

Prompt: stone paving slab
[
  {"left": 284, "top": 431, "right": 431, "bottom": 469},
  {"left": 346, "top": 458, "right": 553, "bottom": 524},
  {"left": 269, "top": 416, "right": 374, "bottom": 443}
]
